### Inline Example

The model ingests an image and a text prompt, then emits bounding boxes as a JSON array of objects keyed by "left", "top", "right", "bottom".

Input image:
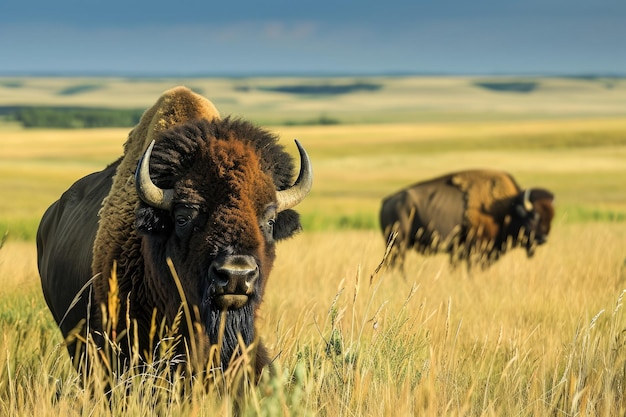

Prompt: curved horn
[
  {"left": 135, "top": 140, "right": 174, "bottom": 211},
  {"left": 523, "top": 189, "right": 533, "bottom": 212},
  {"left": 276, "top": 139, "right": 313, "bottom": 212}
]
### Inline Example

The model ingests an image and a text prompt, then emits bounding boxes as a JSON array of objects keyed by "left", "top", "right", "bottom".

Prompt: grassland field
[{"left": 0, "top": 76, "right": 625, "bottom": 415}]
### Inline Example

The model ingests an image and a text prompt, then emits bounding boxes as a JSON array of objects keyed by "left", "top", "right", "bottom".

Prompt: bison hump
[{"left": 450, "top": 170, "right": 521, "bottom": 233}]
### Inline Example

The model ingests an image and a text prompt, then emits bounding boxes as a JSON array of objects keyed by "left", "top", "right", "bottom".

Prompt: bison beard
[{"left": 203, "top": 304, "right": 256, "bottom": 370}]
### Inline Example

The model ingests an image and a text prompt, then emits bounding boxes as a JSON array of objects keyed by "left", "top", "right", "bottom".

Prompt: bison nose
[{"left": 209, "top": 255, "right": 259, "bottom": 295}]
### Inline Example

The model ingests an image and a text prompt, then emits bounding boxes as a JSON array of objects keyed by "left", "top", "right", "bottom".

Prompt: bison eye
[
  {"left": 261, "top": 217, "right": 275, "bottom": 238},
  {"left": 173, "top": 204, "right": 200, "bottom": 238},
  {"left": 176, "top": 215, "right": 191, "bottom": 227},
  {"left": 260, "top": 205, "right": 277, "bottom": 242},
  {"left": 262, "top": 218, "right": 276, "bottom": 243}
]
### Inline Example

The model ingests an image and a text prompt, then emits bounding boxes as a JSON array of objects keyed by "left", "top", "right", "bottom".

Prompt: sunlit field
[
  {"left": 3, "top": 118, "right": 626, "bottom": 239},
  {"left": 1, "top": 76, "right": 626, "bottom": 415}
]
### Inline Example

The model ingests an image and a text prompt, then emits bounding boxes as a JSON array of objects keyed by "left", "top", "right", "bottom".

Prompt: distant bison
[
  {"left": 37, "top": 87, "right": 312, "bottom": 379},
  {"left": 379, "top": 170, "right": 554, "bottom": 270}
]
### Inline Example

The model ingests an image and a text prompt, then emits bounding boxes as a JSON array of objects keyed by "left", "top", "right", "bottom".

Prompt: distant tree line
[
  {"left": 0, "top": 106, "right": 144, "bottom": 128},
  {"left": 249, "top": 82, "right": 383, "bottom": 95},
  {"left": 473, "top": 81, "right": 539, "bottom": 93},
  {"left": 0, "top": 106, "right": 343, "bottom": 128}
]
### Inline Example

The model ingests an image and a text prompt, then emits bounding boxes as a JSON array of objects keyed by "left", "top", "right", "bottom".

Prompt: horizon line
[{"left": 1, "top": 70, "right": 625, "bottom": 79}]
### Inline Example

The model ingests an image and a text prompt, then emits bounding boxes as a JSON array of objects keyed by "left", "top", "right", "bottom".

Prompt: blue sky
[{"left": 1, "top": 0, "right": 624, "bottom": 75}]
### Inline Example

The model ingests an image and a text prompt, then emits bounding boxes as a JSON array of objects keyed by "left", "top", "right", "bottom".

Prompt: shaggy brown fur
[
  {"left": 450, "top": 170, "right": 521, "bottom": 243},
  {"left": 134, "top": 118, "right": 295, "bottom": 374},
  {"left": 92, "top": 87, "right": 220, "bottom": 308}
]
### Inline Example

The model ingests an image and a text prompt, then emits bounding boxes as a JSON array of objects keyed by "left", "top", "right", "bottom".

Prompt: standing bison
[
  {"left": 37, "top": 87, "right": 312, "bottom": 379},
  {"left": 379, "top": 169, "right": 554, "bottom": 271}
]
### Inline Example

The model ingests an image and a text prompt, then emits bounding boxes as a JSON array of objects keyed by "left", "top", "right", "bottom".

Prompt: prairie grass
[
  {"left": 2, "top": 117, "right": 626, "bottom": 238},
  {"left": 0, "top": 76, "right": 625, "bottom": 415},
  {"left": 1, "top": 222, "right": 625, "bottom": 415}
]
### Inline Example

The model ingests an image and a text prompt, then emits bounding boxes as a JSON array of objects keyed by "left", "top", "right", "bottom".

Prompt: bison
[
  {"left": 379, "top": 169, "right": 554, "bottom": 271},
  {"left": 36, "top": 87, "right": 312, "bottom": 379}
]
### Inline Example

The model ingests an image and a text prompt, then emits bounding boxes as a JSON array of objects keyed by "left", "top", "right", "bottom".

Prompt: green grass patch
[
  {"left": 565, "top": 206, "right": 626, "bottom": 223},
  {"left": 301, "top": 211, "right": 378, "bottom": 232},
  {"left": 0, "top": 219, "right": 41, "bottom": 241}
]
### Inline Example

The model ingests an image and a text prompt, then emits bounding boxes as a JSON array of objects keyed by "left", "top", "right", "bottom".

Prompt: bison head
[
  {"left": 133, "top": 117, "right": 311, "bottom": 370},
  {"left": 513, "top": 188, "right": 554, "bottom": 256}
]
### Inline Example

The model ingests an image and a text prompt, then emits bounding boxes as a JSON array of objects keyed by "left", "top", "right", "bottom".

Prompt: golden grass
[
  {"left": 1, "top": 221, "right": 625, "bottom": 415},
  {"left": 2, "top": 116, "right": 626, "bottom": 237},
  {"left": 0, "top": 128, "right": 126, "bottom": 161},
  {"left": 273, "top": 119, "right": 626, "bottom": 228}
]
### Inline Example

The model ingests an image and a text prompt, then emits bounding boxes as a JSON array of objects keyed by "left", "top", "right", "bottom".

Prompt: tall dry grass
[
  {"left": 1, "top": 220, "right": 625, "bottom": 415},
  {"left": 266, "top": 223, "right": 626, "bottom": 415}
]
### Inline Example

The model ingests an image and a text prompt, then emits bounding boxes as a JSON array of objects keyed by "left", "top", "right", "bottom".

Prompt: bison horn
[
  {"left": 276, "top": 139, "right": 313, "bottom": 212},
  {"left": 135, "top": 140, "right": 174, "bottom": 211},
  {"left": 523, "top": 189, "right": 533, "bottom": 212}
]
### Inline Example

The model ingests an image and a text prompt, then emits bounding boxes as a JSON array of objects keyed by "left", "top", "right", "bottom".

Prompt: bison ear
[
  {"left": 532, "top": 188, "right": 555, "bottom": 202},
  {"left": 136, "top": 206, "right": 173, "bottom": 235},
  {"left": 273, "top": 209, "right": 302, "bottom": 240}
]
